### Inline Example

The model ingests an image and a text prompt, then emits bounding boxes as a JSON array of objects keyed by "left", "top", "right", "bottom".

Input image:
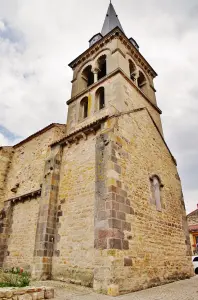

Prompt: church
[{"left": 0, "top": 2, "right": 193, "bottom": 296}]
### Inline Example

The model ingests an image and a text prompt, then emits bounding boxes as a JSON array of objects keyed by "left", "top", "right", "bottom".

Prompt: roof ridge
[{"left": 14, "top": 123, "right": 66, "bottom": 148}]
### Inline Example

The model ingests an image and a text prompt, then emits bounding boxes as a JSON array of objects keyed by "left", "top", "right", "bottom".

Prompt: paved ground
[{"left": 33, "top": 276, "right": 198, "bottom": 300}]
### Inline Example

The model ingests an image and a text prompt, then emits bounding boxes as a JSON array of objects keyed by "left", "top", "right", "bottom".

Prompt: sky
[{"left": 0, "top": 0, "right": 197, "bottom": 213}]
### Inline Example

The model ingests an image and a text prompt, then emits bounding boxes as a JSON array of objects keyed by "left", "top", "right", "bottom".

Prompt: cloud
[
  {"left": 0, "top": 0, "right": 197, "bottom": 213},
  {"left": 0, "top": 132, "right": 10, "bottom": 145},
  {"left": 0, "top": 20, "right": 5, "bottom": 31}
]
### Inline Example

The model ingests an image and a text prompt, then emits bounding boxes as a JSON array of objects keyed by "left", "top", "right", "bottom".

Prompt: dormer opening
[
  {"left": 82, "top": 66, "right": 94, "bottom": 88},
  {"left": 97, "top": 55, "right": 107, "bottom": 80},
  {"left": 80, "top": 97, "right": 89, "bottom": 120},
  {"left": 95, "top": 87, "right": 105, "bottom": 111}
]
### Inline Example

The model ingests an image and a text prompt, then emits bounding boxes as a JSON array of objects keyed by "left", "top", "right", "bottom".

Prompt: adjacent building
[{"left": 187, "top": 206, "right": 198, "bottom": 254}]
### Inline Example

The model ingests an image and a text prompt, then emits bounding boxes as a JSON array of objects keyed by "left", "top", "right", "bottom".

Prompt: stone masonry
[
  {"left": 0, "top": 286, "right": 54, "bottom": 300},
  {"left": 0, "top": 3, "right": 193, "bottom": 297}
]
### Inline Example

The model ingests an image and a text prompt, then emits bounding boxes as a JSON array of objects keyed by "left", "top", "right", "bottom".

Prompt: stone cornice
[
  {"left": 68, "top": 27, "right": 157, "bottom": 78},
  {"left": 52, "top": 107, "right": 176, "bottom": 166},
  {"left": 67, "top": 68, "right": 162, "bottom": 115},
  {"left": 5, "top": 189, "right": 41, "bottom": 205},
  {"left": 51, "top": 115, "right": 109, "bottom": 148}
]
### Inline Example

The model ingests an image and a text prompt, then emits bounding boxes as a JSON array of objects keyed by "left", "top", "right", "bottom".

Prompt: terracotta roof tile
[{"left": 189, "top": 224, "right": 198, "bottom": 232}]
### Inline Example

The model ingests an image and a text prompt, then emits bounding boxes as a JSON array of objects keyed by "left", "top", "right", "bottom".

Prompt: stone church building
[{"left": 0, "top": 3, "right": 193, "bottom": 296}]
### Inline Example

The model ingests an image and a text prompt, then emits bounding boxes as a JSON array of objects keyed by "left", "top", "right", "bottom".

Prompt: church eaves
[{"left": 101, "top": 2, "right": 124, "bottom": 36}]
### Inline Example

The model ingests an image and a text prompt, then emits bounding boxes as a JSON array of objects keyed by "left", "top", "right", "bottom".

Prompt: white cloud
[
  {"left": 0, "top": 132, "right": 9, "bottom": 145},
  {"left": 0, "top": 0, "right": 197, "bottom": 213},
  {"left": 0, "top": 20, "right": 5, "bottom": 31}
]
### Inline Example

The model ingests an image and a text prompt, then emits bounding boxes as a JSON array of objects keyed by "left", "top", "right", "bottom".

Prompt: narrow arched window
[
  {"left": 95, "top": 87, "right": 105, "bottom": 111},
  {"left": 138, "top": 71, "right": 147, "bottom": 89},
  {"left": 129, "top": 59, "right": 136, "bottom": 81},
  {"left": 97, "top": 55, "right": 107, "bottom": 80},
  {"left": 150, "top": 175, "right": 162, "bottom": 211},
  {"left": 80, "top": 97, "right": 89, "bottom": 120},
  {"left": 82, "top": 66, "right": 94, "bottom": 88}
]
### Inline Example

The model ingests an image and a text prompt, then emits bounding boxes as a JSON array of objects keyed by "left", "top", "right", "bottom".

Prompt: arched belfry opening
[
  {"left": 129, "top": 59, "right": 136, "bottom": 82},
  {"left": 97, "top": 55, "right": 107, "bottom": 81},
  {"left": 137, "top": 71, "right": 147, "bottom": 94},
  {"left": 95, "top": 87, "right": 105, "bottom": 111},
  {"left": 80, "top": 97, "right": 89, "bottom": 120},
  {"left": 82, "top": 66, "right": 94, "bottom": 88}
]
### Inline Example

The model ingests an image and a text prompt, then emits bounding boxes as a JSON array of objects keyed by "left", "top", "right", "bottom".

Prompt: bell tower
[
  {"left": 62, "top": 2, "right": 193, "bottom": 296},
  {"left": 66, "top": 2, "right": 163, "bottom": 136}
]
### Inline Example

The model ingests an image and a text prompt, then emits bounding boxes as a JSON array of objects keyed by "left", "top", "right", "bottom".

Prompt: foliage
[{"left": 0, "top": 267, "right": 30, "bottom": 288}]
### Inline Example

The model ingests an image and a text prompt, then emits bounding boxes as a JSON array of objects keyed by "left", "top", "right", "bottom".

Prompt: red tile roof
[{"left": 189, "top": 224, "right": 198, "bottom": 232}]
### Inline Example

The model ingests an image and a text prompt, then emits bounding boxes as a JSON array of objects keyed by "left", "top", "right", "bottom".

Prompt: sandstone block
[
  {"left": 5, "top": 290, "right": 13, "bottom": 298},
  {"left": 107, "top": 284, "right": 119, "bottom": 296},
  {"left": 14, "top": 290, "right": 26, "bottom": 296},
  {"left": 36, "top": 291, "right": 44, "bottom": 300},
  {"left": 18, "top": 294, "right": 32, "bottom": 300},
  {"left": 44, "top": 288, "right": 54, "bottom": 299},
  {"left": 31, "top": 292, "right": 38, "bottom": 300}
]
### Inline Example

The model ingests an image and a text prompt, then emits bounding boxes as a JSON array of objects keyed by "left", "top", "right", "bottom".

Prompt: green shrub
[{"left": 0, "top": 268, "right": 30, "bottom": 288}]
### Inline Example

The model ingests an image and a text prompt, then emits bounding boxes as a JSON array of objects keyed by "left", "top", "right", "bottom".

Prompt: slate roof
[{"left": 101, "top": 2, "right": 124, "bottom": 36}]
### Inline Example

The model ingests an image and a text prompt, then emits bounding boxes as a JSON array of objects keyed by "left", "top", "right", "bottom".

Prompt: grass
[{"left": 0, "top": 267, "right": 30, "bottom": 288}]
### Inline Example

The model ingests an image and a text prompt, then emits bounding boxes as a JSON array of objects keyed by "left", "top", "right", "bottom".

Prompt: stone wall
[
  {"left": 52, "top": 134, "right": 96, "bottom": 287},
  {"left": 115, "top": 74, "right": 163, "bottom": 135},
  {"left": 0, "top": 124, "right": 65, "bottom": 272},
  {"left": 93, "top": 111, "right": 193, "bottom": 295},
  {"left": 0, "top": 286, "right": 54, "bottom": 300},
  {"left": 3, "top": 198, "right": 40, "bottom": 271},
  {"left": 4, "top": 125, "right": 65, "bottom": 201},
  {"left": 0, "top": 147, "right": 13, "bottom": 209}
]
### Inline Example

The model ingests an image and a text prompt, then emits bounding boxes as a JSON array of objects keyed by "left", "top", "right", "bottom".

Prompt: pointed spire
[{"left": 101, "top": 2, "right": 124, "bottom": 36}]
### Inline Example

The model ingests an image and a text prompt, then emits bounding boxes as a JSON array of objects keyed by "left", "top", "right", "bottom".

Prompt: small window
[
  {"left": 80, "top": 97, "right": 89, "bottom": 120},
  {"left": 150, "top": 175, "right": 163, "bottom": 211},
  {"left": 95, "top": 87, "right": 105, "bottom": 111},
  {"left": 97, "top": 55, "right": 107, "bottom": 80}
]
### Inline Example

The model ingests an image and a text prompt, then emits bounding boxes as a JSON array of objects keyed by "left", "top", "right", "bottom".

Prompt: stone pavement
[{"left": 33, "top": 276, "right": 198, "bottom": 300}]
